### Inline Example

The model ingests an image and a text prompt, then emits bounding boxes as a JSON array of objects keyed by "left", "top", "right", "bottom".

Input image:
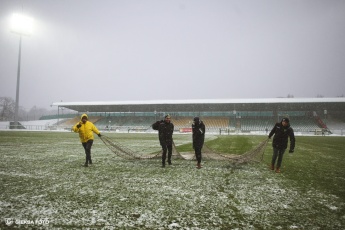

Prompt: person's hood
[{"left": 80, "top": 113, "right": 88, "bottom": 120}]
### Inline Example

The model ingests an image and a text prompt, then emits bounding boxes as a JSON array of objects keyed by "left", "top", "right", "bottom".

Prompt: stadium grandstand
[
  {"left": 2, "top": 98, "right": 345, "bottom": 135},
  {"left": 44, "top": 98, "right": 345, "bottom": 135}
]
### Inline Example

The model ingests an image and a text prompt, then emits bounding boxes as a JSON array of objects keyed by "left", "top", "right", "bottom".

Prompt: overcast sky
[{"left": 1, "top": 0, "right": 345, "bottom": 110}]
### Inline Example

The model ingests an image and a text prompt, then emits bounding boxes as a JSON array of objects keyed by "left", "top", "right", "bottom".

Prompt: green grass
[
  {"left": 278, "top": 136, "right": 345, "bottom": 198},
  {"left": 0, "top": 131, "right": 344, "bottom": 229}
]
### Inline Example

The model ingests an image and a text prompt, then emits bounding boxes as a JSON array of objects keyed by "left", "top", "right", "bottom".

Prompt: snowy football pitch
[{"left": 0, "top": 131, "right": 344, "bottom": 229}]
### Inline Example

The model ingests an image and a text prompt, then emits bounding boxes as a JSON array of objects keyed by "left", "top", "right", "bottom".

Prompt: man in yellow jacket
[{"left": 72, "top": 114, "right": 101, "bottom": 167}]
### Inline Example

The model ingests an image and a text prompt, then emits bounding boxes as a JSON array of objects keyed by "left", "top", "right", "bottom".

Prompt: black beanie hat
[{"left": 282, "top": 117, "right": 290, "bottom": 123}]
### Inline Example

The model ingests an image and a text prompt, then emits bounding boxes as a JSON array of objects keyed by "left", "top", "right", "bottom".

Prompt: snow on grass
[{"left": 0, "top": 132, "right": 344, "bottom": 229}]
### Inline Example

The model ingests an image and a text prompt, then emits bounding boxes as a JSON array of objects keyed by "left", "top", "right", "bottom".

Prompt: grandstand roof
[{"left": 51, "top": 98, "right": 345, "bottom": 113}]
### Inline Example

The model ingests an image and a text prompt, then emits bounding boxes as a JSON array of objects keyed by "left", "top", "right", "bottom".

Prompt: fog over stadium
[{"left": 1, "top": 0, "right": 345, "bottom": 110}]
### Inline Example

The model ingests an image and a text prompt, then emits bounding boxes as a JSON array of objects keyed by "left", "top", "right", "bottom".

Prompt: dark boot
[
  {"left": 270, "top": 164, "right": 274, "bottom": 170},
  {"left": 85, "top": 155, "right": 89, "bottom": 167},
  {"left": 196, "top": 163, "right": 202, "bottom": 169},
  {"left": 167, "top": 151, "right": 172, "bottom": 165}
]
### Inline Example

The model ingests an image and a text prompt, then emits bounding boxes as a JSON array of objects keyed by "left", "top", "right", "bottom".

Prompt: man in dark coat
[
  {"left": 192, "top": 117, "right": 205, "bottom": 169},
  {"left": 268, "top": 117, "right": 295, "bottom": 173},
  {"left": 152, "top": 114, "right": 174, "bottom": 167}
]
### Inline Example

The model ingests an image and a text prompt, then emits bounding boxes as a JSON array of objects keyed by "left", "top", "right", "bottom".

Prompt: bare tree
[
  {"left": 1, "top": 97, "right": 58, "bottom": 121},
  {"left": 0, "top": 97, "right": 15, "bottom": 121}
]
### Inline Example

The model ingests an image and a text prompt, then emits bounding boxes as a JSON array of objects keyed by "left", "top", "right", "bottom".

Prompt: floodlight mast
[
  {"left": 14, "top": 35, "right": 22, "bottom": 128},
  {"left": 10, "top": 13, "right": 33, "bottom": 128}
]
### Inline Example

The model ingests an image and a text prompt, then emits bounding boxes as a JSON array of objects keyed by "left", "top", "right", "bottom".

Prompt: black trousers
[
  {"left": 162, "top": 144, "right": 172, "bottom": 165},
  {"left": 271, "top": 147, "right": 286, "bottom": 168},
  {"left": 82, "top": 140, "right": 94, "bottom": 164},
  {"left": 194, "top": 147, "right": 202, "bottom": 164}
]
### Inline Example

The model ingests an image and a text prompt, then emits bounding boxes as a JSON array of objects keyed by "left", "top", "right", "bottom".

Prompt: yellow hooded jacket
[{"left": 72, "top": 114, "right": 100, "bottom": 143}]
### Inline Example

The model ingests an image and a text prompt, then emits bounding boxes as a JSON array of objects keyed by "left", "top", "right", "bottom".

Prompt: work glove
[
  {"left": 76, "top": 124, "right": 82, "bottom": 128},
  {"left": 289, "top": 149, "right": 294, "bottom": 153},
  {"left": 98, "top": 133, "right": 102, "bottom": 137}
]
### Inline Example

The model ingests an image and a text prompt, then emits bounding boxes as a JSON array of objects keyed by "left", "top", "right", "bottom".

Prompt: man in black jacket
[
  {"left": 192, "top": 117, "right": 205, "bottom": 169},
  {"left": 268, "top": 117, "right": 295, "bottom": 173},
  {"left": 152, "top": 114, "right": 174, "bottom": 167}
]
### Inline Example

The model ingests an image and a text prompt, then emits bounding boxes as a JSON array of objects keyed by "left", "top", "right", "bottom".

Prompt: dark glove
[
  {"left": 98, "top": 133, "right": 102, "bottom": 137},
  {"left": 289, "top": 149, "right": 294, "bottom": 153},
  {"left": 76, "top": 124, "right": 82, "bottom": 128}
]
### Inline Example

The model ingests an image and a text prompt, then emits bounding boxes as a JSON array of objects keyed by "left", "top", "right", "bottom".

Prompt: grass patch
[{"left": 0, "top": 131, "right": 344, "bottom": 229}]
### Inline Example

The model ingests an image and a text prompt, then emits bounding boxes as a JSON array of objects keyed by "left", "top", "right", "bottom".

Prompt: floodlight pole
[
  {"left": 14, "top": 35, "right": 22, "bottom": 128},
  {"left": 11, "top": 13, "right": 33, "bottom": 128}
]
